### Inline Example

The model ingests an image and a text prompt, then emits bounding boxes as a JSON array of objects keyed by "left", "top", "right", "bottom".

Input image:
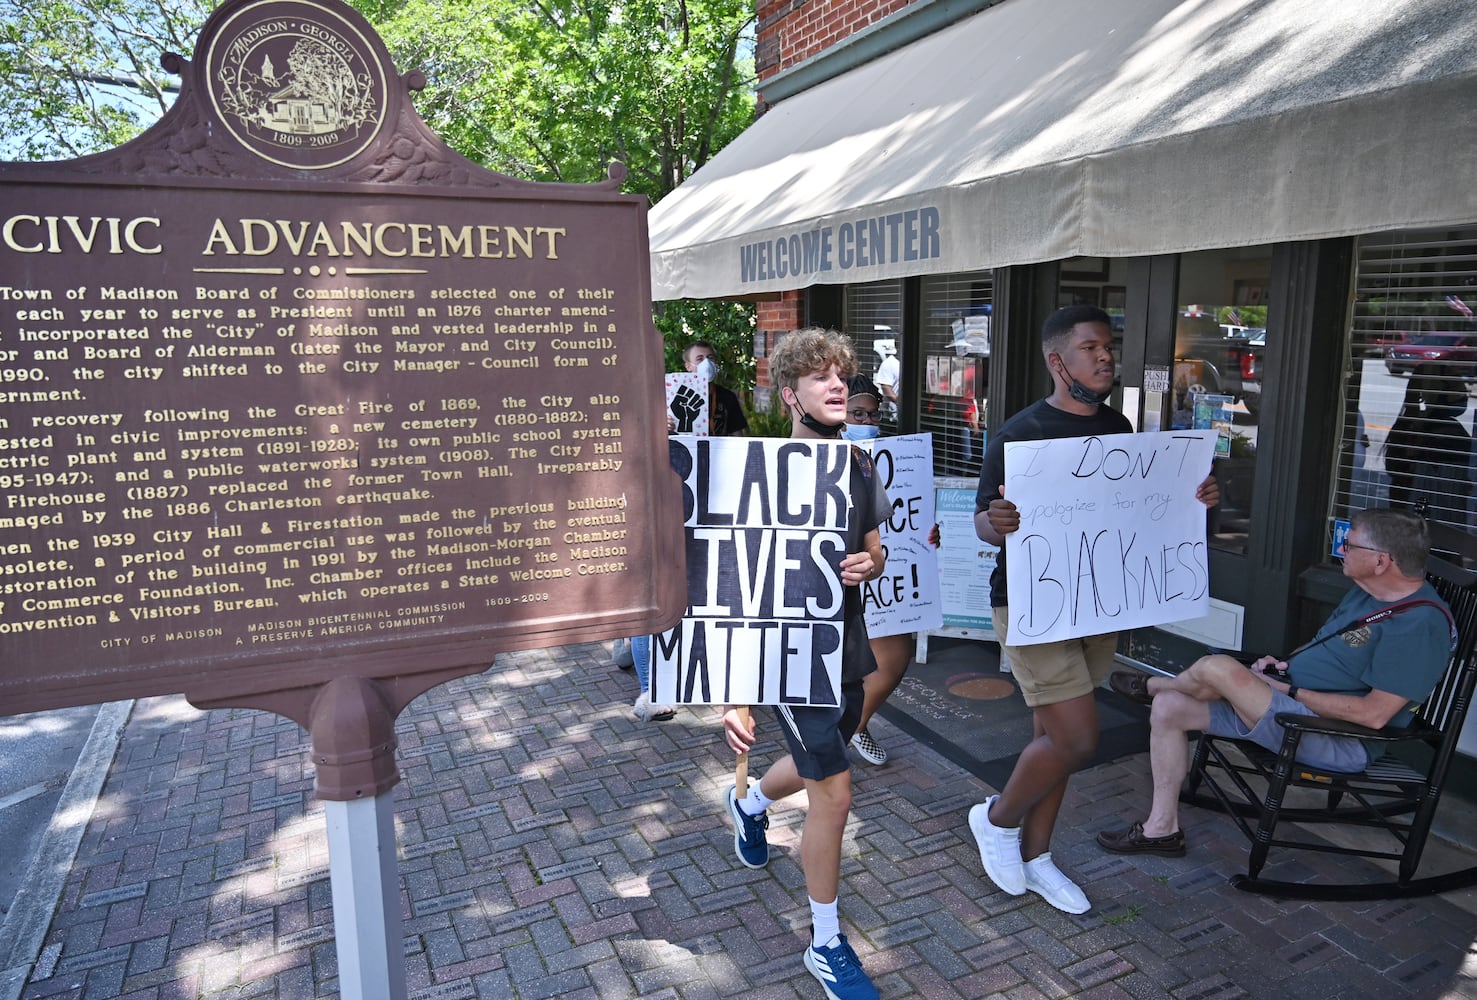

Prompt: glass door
[{"left": 1157, "top": 248, "right": 1272, "bottom": 556}]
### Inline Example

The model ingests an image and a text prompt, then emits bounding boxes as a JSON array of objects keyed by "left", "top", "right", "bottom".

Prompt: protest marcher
[
  {"left": 618, "top": 381, "right": 683, "bottom": 711},
  {"left": 722, "top": 328, "right": 889, "bottom": 1000},
  {"left": 629, "top": 634, "right": 676, "bottom": 722},
  {"left": 1098, "top": 507, "right": 1452, "bottom": 857},
  {"left": 685, "top": 341, "right": 748, "bottom": 437},
  {"left": 842, "top": 373, "right": 932, "bottom": 766},
  {"left": 969, "top": 304, "right": 1219, "bottom": 914},
  {"left": 610, "top": 636, "right": 635, "bottom": 670}
]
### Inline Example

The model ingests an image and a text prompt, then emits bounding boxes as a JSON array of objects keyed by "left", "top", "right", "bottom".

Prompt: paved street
[
  {"left": 3, "top": 640, "right": 1476, "bottom": 999},
  {"left": 0, "top": 705, "right": 100, "bottom": 918}
]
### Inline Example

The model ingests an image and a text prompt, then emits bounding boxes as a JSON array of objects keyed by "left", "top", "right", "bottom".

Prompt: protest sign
[
  {"left": 862, "top": 434, "right": 942, "bottom": 638},
  {"left": 1003, "top": 430, "right": 1216, "bottom": 645},
  {"left": 653, "top": 437, "right": 851, "bottom": 706},
  {"left": 666, "top": 371, "right": 710, "bottom": 435}
]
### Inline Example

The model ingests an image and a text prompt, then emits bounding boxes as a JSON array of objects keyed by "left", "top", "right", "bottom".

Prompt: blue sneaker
[
  {"left": 727, "top": 784, "right": 769, "bottom": 869},
  {"left": 803, "top": 934, "right": 879, "bottom": 1000}
]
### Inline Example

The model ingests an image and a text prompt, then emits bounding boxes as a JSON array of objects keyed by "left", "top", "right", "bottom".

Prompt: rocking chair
[{"left": 1181, "top": 549, "right": 1477, "bottom": 901}]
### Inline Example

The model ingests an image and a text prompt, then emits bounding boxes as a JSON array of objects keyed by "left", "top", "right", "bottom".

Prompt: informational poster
[
  {"left": 1192, "top": 392, "right": 1235, "bottom": 457},
  {"left": 934, "top": 483, "right": 996, "bottom": 632},
  {"left": 653, "top": 437, "right": 851, "bottom": 707},
  {"left": 1003, "top": 430, "right": 1216, "bottom": 645},
  {"left": 665, "top": 371, "right": 710, "bottom": 435},
  {"left": 862, "top": 434, "right": 942, "bottom": 638}
]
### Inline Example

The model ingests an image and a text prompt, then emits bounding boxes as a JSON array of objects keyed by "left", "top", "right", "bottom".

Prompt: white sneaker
[
  {"left": 1023, "top": 852, "right": 1090, "bottom": 914},
  {"left": 632, "top": 692, "right": 675, "bottom": 722},
  {"left": 967, "top": 795, "right": 1026, "bottom": 895}
]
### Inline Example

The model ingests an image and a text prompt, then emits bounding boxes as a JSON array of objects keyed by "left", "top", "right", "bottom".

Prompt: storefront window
[
  {"left": 843, "top": 278, "right": 903, "bottom": 423},
  {"left": 1337, "top": 227, "right": 1477, "bottom": 534},
  {"left": 1171, "top": 248, "right": 1271, "bottom": 555},
  {"left": 920, "top": 271, "right": 991, "bottom": 477},
  {"left": 842, "top": 274, "right": 992, "bottom": 478}
]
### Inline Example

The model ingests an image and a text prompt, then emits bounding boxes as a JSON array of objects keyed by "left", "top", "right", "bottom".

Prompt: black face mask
[
  {"left": 800, "top": 411, "right": 846, "bottom": 437},
  {"left": 787, "top": 391, "right": 845, "bottom": 437},
  {"left": 1052, "top": 357, "right": 1112, "bottom": 405},
  {"left": 1067, "top": 378, "right": 1112, "bottom": 405}
]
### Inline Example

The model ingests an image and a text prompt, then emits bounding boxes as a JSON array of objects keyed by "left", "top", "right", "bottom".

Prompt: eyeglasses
[
  {"left": 848, "top": 407, "right": 880, "bottom": 422},
  {"left": 1342, "top": 541, "right": 1386, "bottom": 557}
]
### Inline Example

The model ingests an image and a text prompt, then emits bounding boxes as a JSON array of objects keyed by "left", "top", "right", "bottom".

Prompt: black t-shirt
[
  {"left": 974, "top": 398, "right": 1134, "bottom": 608},
  {"left": 712, "top": 385, "right": 749, "bottom": 436},
  {"left": 843, "top": 446, "right": 890, "bottom": 683}
]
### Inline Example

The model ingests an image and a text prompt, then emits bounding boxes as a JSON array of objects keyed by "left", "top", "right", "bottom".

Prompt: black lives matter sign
[
  {"left": 653, "top": 438, "right": 852, "bottom": 708},
  {"left": 0, "top": 0, "right": 685, "bottom": 714}
]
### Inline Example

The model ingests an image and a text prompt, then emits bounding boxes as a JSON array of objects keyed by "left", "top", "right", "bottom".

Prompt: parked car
[
  {"left": 1175, "top": 314, "right": 1265, "bottom": 416},
  {"left": 1364, "top": 329, "right": 1410, "bottom": 357},
  {"left": 1383, "top": 330, "right": 1477, "bottom": 379}
]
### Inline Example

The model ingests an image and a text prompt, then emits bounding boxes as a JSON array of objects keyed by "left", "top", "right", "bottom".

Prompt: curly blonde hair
[{"left": 767, "top": 328, "right": 858, "bottom": 392}]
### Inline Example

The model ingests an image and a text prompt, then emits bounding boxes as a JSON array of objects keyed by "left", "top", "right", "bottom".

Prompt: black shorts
[{"left": 769, "top": 677, "right": 864, "bottom": 781}]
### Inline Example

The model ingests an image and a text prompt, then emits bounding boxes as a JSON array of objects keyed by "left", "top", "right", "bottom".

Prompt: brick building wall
[
  {"left": 754, "top": 292, "right": 806, "bottom": 400},
  {"left": 755, "top": 0, "right": 913, "bottom": 82}
]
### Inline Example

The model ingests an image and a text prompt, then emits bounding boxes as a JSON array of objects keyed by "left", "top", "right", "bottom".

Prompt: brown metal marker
[{"left": 0, "top": 1, "right": 688, "bottom": 996}]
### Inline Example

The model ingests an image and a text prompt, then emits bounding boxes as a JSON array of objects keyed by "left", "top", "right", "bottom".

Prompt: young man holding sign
[
  {"left": 723, "top": 328, "right": 890, "bottom": 1000},
  {"left": 969, "top": 305, "right": 1218, "bottom": 913}
]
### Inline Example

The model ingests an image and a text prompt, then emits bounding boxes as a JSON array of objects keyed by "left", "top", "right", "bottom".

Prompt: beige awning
[{"left": 649, "top": 0, "right": 1477, "bottom": 300}]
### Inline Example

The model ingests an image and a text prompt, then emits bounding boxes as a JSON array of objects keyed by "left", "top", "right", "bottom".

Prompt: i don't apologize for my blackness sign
[
  {"left": 1004, "top": 430, "right": 1216, "bottom": 646},
  {"left": 653, "top": 437, "right": 856, "bottom": 707}
]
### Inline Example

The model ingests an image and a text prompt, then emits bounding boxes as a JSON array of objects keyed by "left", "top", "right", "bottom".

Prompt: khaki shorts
[{"left": 994, "top": 606, "right": 1119, "bottom": 708}]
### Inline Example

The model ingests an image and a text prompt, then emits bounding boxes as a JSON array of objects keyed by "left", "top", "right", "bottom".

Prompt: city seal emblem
[{"left": 202, "top": 0, "right": 389, "bottom": 169}]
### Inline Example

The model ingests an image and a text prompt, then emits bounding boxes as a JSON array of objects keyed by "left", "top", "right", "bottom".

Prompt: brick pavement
[{"left": 11, "top": 641, "right": 1477, "bottom": 999}]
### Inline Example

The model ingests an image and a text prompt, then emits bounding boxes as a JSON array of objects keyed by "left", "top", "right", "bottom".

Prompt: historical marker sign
[{"left": 0, "top": 0, "right": 687, "bottom": 716}]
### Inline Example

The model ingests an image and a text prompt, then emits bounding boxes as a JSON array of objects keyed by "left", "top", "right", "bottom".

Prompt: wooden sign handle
[{"left": 735, "top": 705, "right": 751, "bottom": 792}]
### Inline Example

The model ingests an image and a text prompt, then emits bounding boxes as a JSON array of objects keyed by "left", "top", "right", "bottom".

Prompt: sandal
[{"left": 633, "top": 693, "right": 677, "bottom": 722}]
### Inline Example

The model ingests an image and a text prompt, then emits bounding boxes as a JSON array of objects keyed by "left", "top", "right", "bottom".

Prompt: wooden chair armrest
[{"left": 1274, "top": 712, "right": 1431, "bottom": 744}]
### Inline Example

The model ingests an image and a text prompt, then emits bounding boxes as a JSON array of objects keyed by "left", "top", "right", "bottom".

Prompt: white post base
[{"left": 324, "top": 794, "right": 406, "bottom": 1000}]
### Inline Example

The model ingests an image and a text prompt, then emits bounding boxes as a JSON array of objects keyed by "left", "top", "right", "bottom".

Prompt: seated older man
[{"left": 1098, "top": 507, "right": 1454, "bottom": 856}]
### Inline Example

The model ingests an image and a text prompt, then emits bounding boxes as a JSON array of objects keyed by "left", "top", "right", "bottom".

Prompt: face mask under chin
[
  {"left": 1067, "top": 378, "right": 1112, "bottom": 405},
  {"left": 784, "top": 385, "right": 846, "bottom": 437},
  {"left": 1054, "top": 358, "right": 1112, "bottom": 406},
  {"left": 800, "top": 410, "right": 845, "bottom": 437}
]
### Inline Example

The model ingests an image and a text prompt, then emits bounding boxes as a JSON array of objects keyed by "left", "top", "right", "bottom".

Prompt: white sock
[
  {"left": 741, "top": 784, "right": 775, "bottom": 816},
  {"left": 810, "top": 897, "right": 840, "bottom": 948}
]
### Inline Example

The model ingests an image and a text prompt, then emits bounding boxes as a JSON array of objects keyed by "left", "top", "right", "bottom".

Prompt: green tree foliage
[
  {"left": 2, "top": 0, "right": 755, "bottom": 194},
  {"left": 0, "top": 0, "right": 210, "bottom": 160},
  {"left": 654, "top": 297, "right": 755, "bottom": 389},
  {"left": 742, "top": 392, "right": 791, "bottom": 437},
  {"left": 359, "top": 0, "right": 761, "bottom": 379},
  {"left": 357, "top": 0, "right": 754, "bottom": 204}
]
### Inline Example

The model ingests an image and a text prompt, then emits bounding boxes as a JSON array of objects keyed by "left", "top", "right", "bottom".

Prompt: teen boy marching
[{"left": 722, "top": 327, "right": 890, "bottom": 1000}]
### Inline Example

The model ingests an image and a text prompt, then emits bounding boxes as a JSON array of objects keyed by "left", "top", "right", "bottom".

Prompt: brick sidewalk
[{"left": 14, "top": 641, "right": 1477, "bottom": 999}]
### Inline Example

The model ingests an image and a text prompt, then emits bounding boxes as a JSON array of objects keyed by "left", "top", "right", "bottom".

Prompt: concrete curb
[{"left": 0, "top": 700, "right": 134, "bottom": 1000}]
